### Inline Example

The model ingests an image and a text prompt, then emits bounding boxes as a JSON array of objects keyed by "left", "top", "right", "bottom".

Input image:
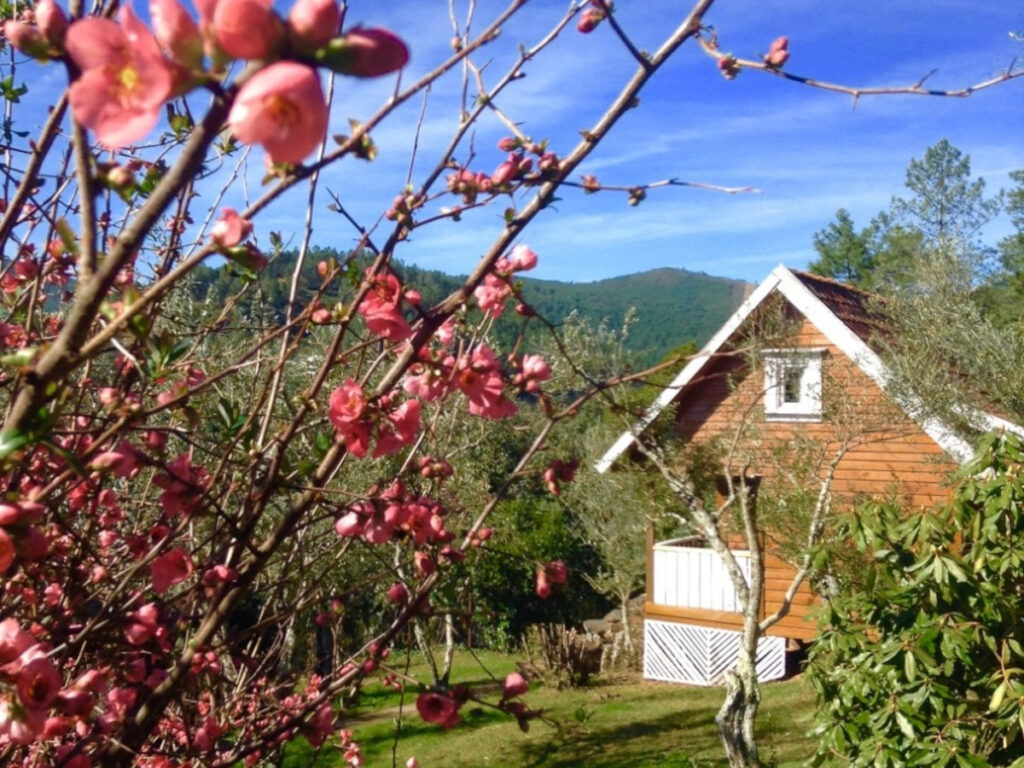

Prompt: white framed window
[{"left": 763, "top": 348, "right": 825, "bottom": 422}]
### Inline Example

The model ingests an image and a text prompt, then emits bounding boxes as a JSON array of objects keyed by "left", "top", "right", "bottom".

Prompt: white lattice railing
[
  {"left": 644, "top": 619, "right": 786, "bottom": 686},
  {"left": 651, "top": 538, "right": 749, "bottom": 612}
]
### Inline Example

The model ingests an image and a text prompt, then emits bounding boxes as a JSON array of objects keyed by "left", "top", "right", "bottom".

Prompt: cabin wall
[
  {"left": 646, "top": 312, "right": 959, "bottom": 645},
  {"left": 672, "top": 317, "right": 957, "bottom": 508}
]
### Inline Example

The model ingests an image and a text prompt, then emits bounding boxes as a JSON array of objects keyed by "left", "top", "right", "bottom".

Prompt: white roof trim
[
  {"left": 596, "top": 264, "right": 1008, "bottom": 472},
  {"left": 594, "top": 267, "right": 785, "bottom": 473}
]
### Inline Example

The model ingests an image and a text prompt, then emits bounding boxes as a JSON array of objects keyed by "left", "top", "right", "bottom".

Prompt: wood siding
[{"left": 648, "top": 309, "right": 959, "bottom": 639}]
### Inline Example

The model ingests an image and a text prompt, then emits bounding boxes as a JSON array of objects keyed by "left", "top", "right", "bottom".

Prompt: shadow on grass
[
  {"left": 348, "top": 676, "right": 505, "bottom": 714},
  {"left": 512, "top": 707, "right": 723, "bottom": 768}
]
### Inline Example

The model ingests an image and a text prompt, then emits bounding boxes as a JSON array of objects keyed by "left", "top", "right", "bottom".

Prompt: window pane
[{"left": 782, "top": 364, "right": 804, "bottom": 403}]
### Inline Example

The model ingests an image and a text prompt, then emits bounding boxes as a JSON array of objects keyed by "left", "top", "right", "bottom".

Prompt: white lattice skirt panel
[{"left": 643, "top": 619, "right": 786, "bottom": 686}]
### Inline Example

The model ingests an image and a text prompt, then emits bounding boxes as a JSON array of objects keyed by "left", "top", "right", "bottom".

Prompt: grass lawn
[{"left": 284, "top": 649, "right": 818, "bottom": 768}]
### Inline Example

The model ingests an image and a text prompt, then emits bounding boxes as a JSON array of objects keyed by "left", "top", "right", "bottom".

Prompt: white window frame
[{"left": 763, "top": 348, "right": 825, "bottom": 422}]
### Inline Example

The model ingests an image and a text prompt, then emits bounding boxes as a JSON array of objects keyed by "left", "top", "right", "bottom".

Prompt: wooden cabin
[{"left": 597, "top": 265, "right": 1018, "bottom": 686}]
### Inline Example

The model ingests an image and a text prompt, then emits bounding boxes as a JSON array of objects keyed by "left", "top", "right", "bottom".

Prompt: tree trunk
[
  {"left": 440, "top": 612, "right": 456, "bottom": 686},
  {"left": 715, "top": 647, "right": 762, "bottom": 768},
  {"left": 620, "top": 592, "right": 634, "bottom": 652}
]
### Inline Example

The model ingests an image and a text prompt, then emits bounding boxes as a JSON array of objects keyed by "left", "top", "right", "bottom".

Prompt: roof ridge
[{"left": 788, "top": 268, "right": 886, "bottom": 302}]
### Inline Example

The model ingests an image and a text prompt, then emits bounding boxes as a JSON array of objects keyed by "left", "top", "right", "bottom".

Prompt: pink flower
[
  {"left": 457, "top": 345, "right": 515, "bottom": 419},
  {"left": 334, "top": 510, "right": 362, "bottom": 537},
  {"left": 515, "top": 354, "right": 551, "bottom": 392},
  {"left": 414, "top": 551, "right": 434, "bottom": 576},
  {"left": 228, "top": 61, "right": 328, "bottom": 165},
  {"left": 328, "top": 378, "right": 367, "bottom": 431},
  {"left": 0, "top": 698, "right": 46, "bottom": 744},
  {"left": 212, "top": 0, "right": 281, "bottom": 60},
  {"left": 358, "top": 270, "right": 412, "bottom": 341},
  {"left": 66, "top": 6, "right": 174, "bottom": 149},
  {"left": 508, "top": 244, "right": 538, "bottom": 272},
  {"left": 149, "top": 0, "right": 202, "bottom": 67},
  {"left": 502, "top": 672, "right": 527, "bottom": 698},
  {"left": 126, "top": 603, "right": 160, "bottom": 645},
  {"left": 16, "top": 646, "right": 62, "bottom": 711},
  {"left": 153, "top": 452, "right": 211, "bottom": 517},
  {"left": 88, "top": 443, "right": 140, "bottom": 478},
  {"left": 150, "top": 548, "right": 194, "bottom": 594},
  {"left": 415, "top": 692, "right": 460, "bottom": 728},
  {"left": 373, "top": 399, "right": 421, "bottom": 458},
  {"left": 287, "top": 0, "right": 340, "bottom": 50},
  {"left": 0, "top": 619, "right": 34, "bottom": 664},
  {"left": 194, "top": 715, "right": 225, "bottom": 751},
  {"left": 210, "top": 207, "right": 252, "bottom": 247},
  {"left": 2, "top": 20, "right": 51, "bottom": 59},
  {"left": 304, "top": 702, "right": 335, "bottom": 747},
  {"left": 474, "top": 273, "right": 512, "bottom": 318}
]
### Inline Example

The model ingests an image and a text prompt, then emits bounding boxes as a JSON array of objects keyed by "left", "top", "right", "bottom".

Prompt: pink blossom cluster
[
  {"left": 474, "top": 244, "right": 539, "bottom": 319},
  {"left": 0, "top": 619, "right": 105, "bottom": 747},
  {"left": 445, "top": 139, "right": 561, "bottom": 209},
  {"left": 0, "top": 499, "right": 47, "bottom": 576},
  {"left": 334, "top": 481, "right": 454, "bottom": 550},
  {"left": 543, "top": 457, "right": 580, "bottom": 497},
  {"left": 403, "top": 328, "right": 546, "bottom": 419},
  {"left": 4, "top": 0, "right": 408, "bottom": 162},
  {"left": 328, "top": 378, "right": 421, "bottom": 459},
  {"left": 535, "top": 559, "right": 568, "bottom": 599},
  {"left": 356, "top": 268, "right": 420, "bottom": 341}
]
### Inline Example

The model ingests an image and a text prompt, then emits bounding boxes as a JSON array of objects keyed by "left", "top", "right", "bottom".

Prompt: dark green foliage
[
  {"left": 517, "top": 268, "right": 746, "bottom": 366},
  {"left": 809, "top": 209, "right": 875, "bottom": 286},
  {"left": 469, "top": 496, "right": 609, "bottom": 648},
  {"left": 980, "top": 169, "right": 1024, "bottom": 326},
  {"left": 807, "top": 432, "right": 1024, "bottom": 768},
  {"left": 809, "top": 140, "right": 1004, "bottom": 294}
]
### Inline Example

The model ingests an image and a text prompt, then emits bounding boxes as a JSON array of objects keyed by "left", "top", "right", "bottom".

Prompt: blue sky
[{"left": 12, "top": 0, "right": 1024, "bottom": 285}]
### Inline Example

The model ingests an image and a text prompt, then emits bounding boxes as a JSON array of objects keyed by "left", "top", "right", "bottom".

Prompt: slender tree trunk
[
  {"left": 716, "top": 483, "right": 765, "bottom": 767},
  {"left": 440, "top": 612, "right": 456, "bottom": 686},
  {"left": 619, "top": 591, "right": 634, "bottom": 652},
  {"left": 715, "top": 649, "right": 762, "bottom": 768}
]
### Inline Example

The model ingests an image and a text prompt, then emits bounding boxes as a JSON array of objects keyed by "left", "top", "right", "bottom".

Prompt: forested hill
[
  {"left": 191, "top": 250, "right": 748, "bottom": 364},
  {"left": 518, "top": 268, "right": 749, "bottom": 363}
]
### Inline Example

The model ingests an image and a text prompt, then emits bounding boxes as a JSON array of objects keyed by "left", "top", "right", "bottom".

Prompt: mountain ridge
[{"left": 192, "top": 253, "right": 749, "bottom": 366}]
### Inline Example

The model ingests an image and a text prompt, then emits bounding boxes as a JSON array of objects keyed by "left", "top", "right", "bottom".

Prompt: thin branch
[{"left": 698, "top": 34, "right": 1024, "bottom": 102}]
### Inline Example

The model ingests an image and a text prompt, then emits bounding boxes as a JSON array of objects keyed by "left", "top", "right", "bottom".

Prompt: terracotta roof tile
[{"left": 789, "top": 269, "right": 890, "bottom": 345}]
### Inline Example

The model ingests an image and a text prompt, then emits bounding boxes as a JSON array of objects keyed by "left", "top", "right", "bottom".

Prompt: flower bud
[
  {"left": 35, "top": 0, "right": 68, "bottom": 48},
  {"left": 576, "top": 8, "right": 604, "bottom": 34},
  {"left": 288, "top": 0, "right": 340, "bottom": 50},
  {"left": 150, "top": 0, "right": 203, "bottom": 68},
  {"left": 764, "top": 36, "right": 789, "bottom": 68},
  {"left": 3, "top": 21, "right": 52, "bottom": 60},
  {"left": 315, "top": 27, "right": 408, "bottom": 77}
]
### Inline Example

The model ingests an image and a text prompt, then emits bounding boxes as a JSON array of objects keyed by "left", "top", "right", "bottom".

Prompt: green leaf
[
  {"left": 895, "top": 710, "right": 915, "bottom": 740},
  {"left": 989, "top": 681, "right": 1006, "bottom": 711},
  {"left": 904, "top": 650, "right": 917, "bottom": 681},
  {"left": 0, "top": 428, "right": 30, "bottom": 460}
]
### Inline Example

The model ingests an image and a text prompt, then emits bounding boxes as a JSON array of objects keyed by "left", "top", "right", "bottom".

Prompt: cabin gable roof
[{"left": 597, "top": 265, "right": 1018, "bottom": 473}]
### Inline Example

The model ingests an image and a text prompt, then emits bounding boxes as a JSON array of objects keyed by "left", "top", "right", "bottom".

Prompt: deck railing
[{"left": 651, "top": 537, "right": 750, "bottom": 613}]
